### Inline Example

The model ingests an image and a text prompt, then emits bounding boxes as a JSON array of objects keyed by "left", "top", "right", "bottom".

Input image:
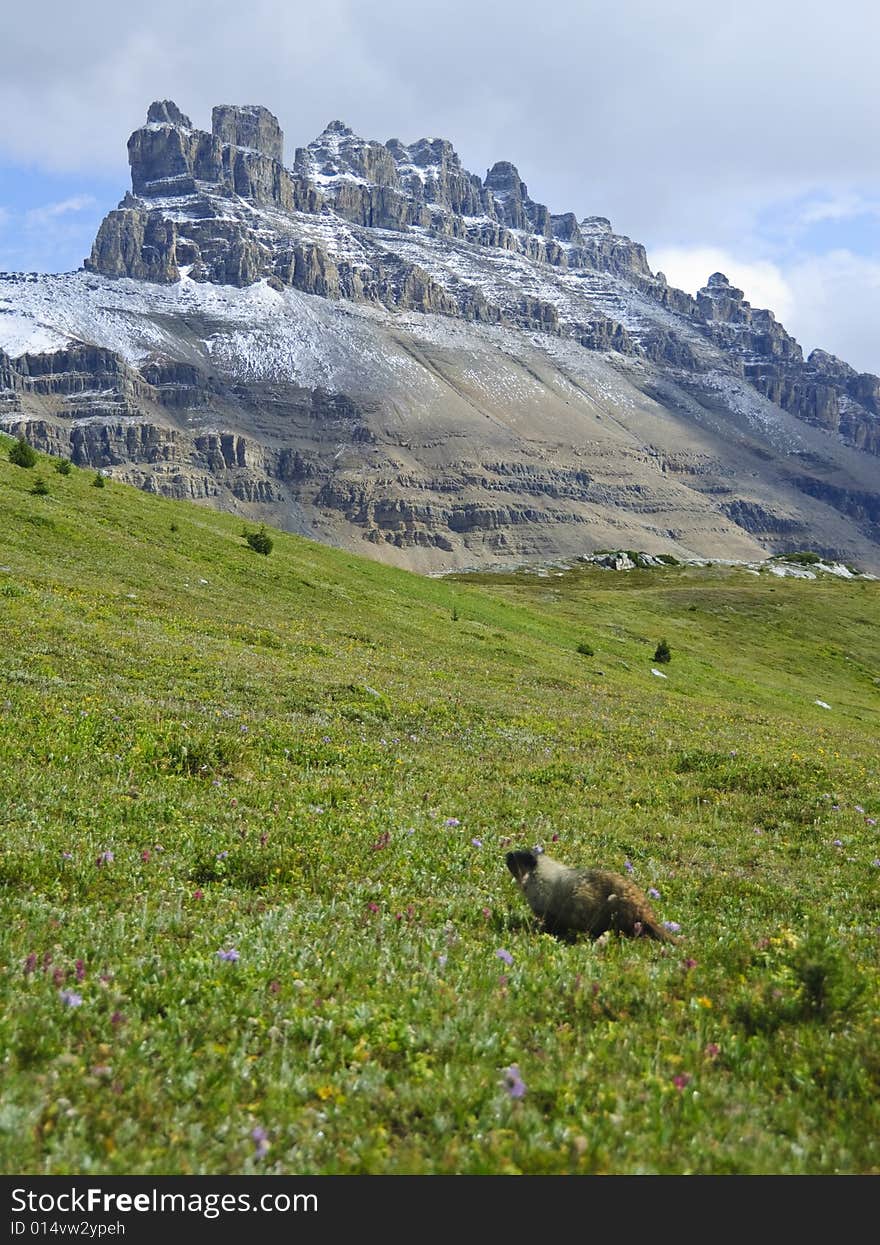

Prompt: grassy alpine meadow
[{"left": 0, "top": 439, "right": 878, "bottom": 1176}]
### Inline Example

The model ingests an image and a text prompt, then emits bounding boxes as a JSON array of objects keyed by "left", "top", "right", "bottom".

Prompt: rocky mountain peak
[
  {"left": 7, "top": 95, "right": 880, "bottom": 576},
  {"left": 483, "top": 160, "right": 524, "bottom": 199},
  {"left": 146, "top": 100, "right": 193, "bottom": 128},
  {"left": 299, "top": 122, "right": 400, "bottom": 189},
  {"left": 211, "top": 104, "right": 284, "bottom": 162}
]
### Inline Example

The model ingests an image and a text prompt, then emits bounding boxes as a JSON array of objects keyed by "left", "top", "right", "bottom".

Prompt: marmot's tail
[{"left": 642, "top": 917, "right": 677, "bottom": 944}]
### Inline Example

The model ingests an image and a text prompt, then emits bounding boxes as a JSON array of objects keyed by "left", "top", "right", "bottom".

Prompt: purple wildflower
[
  {"left": 672, "top": 1073, "right": 691, "bottom": 1091},
  {"left": 704, "top": 1043, "right": 720, "bottom": 1060},
  {"left": 437, "top": 954, "right": 448, "bottom": 969},
  {"left": 663, "top": 921, "right": 681, "bottom": 934},
  {"left": 867, "top": 818, "right": 877, "bottom": 826},
  {"left": 217, "top": 948, "right": 240, "bottom": 962},
  {"left": 496, "top": 948, "right": 513, "bottom": 966},
  {"left": 96, "top": 850, "right": 114, "bottom": 866},
  {"left": 648, "top": 887, "right": 660, "bottom": 899},
  {"left": 216, "top": 850, "right": 229, "bottom": 860},
  {"left": 871, "top": 860, "right": 880, "bottom": 868},
  {"left": 444, "top": 817, "right": 461, "bottom": 827},
  {"left": 472, "top": 838, "right": 483, "bottom": 848},
  {"left": 502, "top": 1064, "right": 527, "bottom": 1099},
  {"left": 251, "top": 1127, "right": 270, "bottom": 1159},
  {"left": 61, "top": 851, "right": 73, "bottom": 860},
  {"left": 59, "top": 989, "right": 83, "bottom": 1008},
  {"left": 75, "top": 960, "right": 86, "bottom": 982},
  {"left": 23, "top": 953, "right": 37, "bottom": 975},
  {"left": 624, "top": 860, "right": 634, "bottom": 874},
  {"left": 833, "top": 839, "right": 843, "bottom": 847},
  {"left": 854, "top": 805, "right": 865, "bottom": 814}
]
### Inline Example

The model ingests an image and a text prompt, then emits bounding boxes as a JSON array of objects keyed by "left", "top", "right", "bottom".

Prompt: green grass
[{"left": 0, "top": 440, "right": 878, "bottom": 1175}]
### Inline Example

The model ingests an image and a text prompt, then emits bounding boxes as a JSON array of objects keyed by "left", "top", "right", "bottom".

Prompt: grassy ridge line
[{"left": 0, "top": 443, "right": 878, "bottom": 1175}]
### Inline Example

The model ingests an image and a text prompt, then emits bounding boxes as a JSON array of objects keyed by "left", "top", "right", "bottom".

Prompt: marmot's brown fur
[{"left": 506, "top": 849, "right": 676, "bottom": 943}]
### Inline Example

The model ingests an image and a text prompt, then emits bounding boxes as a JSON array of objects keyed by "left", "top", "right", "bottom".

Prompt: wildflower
[
  {"left": 704, "top": 1043, "right": 720, "bottom": 1060},
  {"left": 217, "top": 948, "right": 240, "bottom": 962},
  {"left": 96, "top": 850, "right": 114, "bottom": 865},
  {"left": 111, "top": 1011, "right": 125, "bottom": 1027},
  {"left": 251, "top": 1127, "right": 270, "bottom": 1159},
  {"left": 672, "top": 1073, "right": 691, "bottom": 1091},
  {"left": 832, "top": 839, "right": 843, "bottom": 847},
  {"left": 696, "top": 996, "right": 713, "bottom": 1009},
  {"left": 663, "top": 921, "right": 681, "bottom": 934},
  {"left": 437, "top": 954, "right": 448, "bottom": 969},
  {"left": 193, "top": 889, "right": 204, "bottom": 900},
  {"left": 648, "top": 887, "right": 660, "bottom": 899},
  {"left": 624, "top": 859, "right": 634, "bottom": 874},
  {"left": 872, "top": 860, "right": 880, "bottom": 869},
  {"left": 472, "top": 838, "right": 483, "bottom": 848},
  {"left": 75, "top": 960, "right": 86, "bottom": 982},
  {"left": 854, "top": 805, "right": 865, "bottom": 814},
  {"left": 23, "top": 953, "right": 37, "bottom": 975},
  {"left": 268, "top": 980, "right": 280, "bottom": 994},
  {"left": 867, "top": 818, "right": 877, "bottom": 826},
  {"left": 683, "top": 958, "right": 697, "bottom": 971},
  {"left": 259, "top": 833, "right": 268, "bottom": 847},
  {"left": 59, "top": 989, "right": 83, "bottom": 1008},
  {"left": 141, "top": 850, "right": 151, "bottom": 862},
  {"left": 367, "top": 902, "right": 380, "bottom": 914},
  {"left": 216, "top": 851, "right": 229, "bottom": 860},
  {"left": 53, "top": 968, "right": 65, "bottom": 985},
  {"left": 61, "top": 851, "right": 73, "bottom": 860},
  {"left": 496, "top": 948, "right": 513, "bottom": 966},
  {"left": 551, "top": 833, "right": 560, "bottom": 842},
  {"left": 371, "top": 831, "right": 390, "bottom": 851},
  {"left": 444, "top": 817, "right": 461, "bottom": 827},
  {"left": 502, "top": 1064, "right": 527, "bottom": 1099}
]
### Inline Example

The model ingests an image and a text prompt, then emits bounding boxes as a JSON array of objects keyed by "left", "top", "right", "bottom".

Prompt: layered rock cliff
[{"left": 2, "top": 100, "right": 879, "bottom": 572}]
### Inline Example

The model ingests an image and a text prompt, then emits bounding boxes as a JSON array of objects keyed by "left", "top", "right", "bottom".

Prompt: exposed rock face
[
  {"left": 4, "top": 98, "right": 880, "bottom": 573},
  {"left": 212, "top": 105, "right": 283, "bottom": 161},
  {"left": 694, "top": 272, "right": 879, "bottom": 455}
]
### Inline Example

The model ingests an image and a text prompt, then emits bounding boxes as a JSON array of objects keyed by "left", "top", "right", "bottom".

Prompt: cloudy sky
[{"left": 2, "top": 0, "right": 879, "bottom": 372}]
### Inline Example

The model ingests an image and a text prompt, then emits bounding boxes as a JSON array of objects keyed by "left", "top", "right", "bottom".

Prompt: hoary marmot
[{"left": 506, "top": 849, "right": 677, "bottom": 943}]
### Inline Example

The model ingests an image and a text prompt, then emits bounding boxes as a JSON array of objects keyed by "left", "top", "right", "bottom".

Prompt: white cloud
[
  {"left": 785, "top": 250, "right": 880, "bottom": 374},
  {"left": 25, "top": 195, "right": 97, "bottom": 227}
]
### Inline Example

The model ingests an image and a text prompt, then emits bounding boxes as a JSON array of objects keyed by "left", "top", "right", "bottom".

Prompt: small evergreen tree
[
  {"left": 9, "top": 437, "right": 37, "bottom": 468},
  {"left": 245, "top": 525, "right": 273, "bottom": 556},
  {"left": 577, "top": 642, "right": 595, "bottom": 657},
  {"left": 30, "top": 477, "right": 49, "bottom": 496},
  {"left": 92, "top": 472, "right": 106, "bottom": 488},
  {"left": 653, "top": 638, "right": 672, "bottom": 664},
  {"left": 55, "top": 458, "right": 72, "bottom": 475}
]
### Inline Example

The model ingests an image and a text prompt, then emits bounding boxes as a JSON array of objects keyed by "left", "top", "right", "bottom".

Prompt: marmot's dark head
[{"left": 506, "top": 849, "right": 540, "bottom": 884}]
